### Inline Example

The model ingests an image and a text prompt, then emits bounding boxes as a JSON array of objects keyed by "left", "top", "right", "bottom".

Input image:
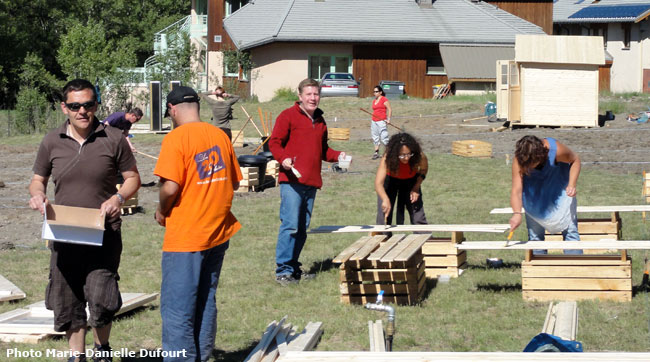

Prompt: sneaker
[
  {"left": 294, "top": 270, "right": 316, "bottom": 281},
  {"left": 68, "top": 355, "right": 87, "bottom": 362},
  {"left": 275, "top": 274, "right": 299, "bottom": 286},
  {"left": 92, "top": 343, "right": 112, "bottom": 362},
  {"left": 372, "top": 152, "right": 380, "bottom": 160}
]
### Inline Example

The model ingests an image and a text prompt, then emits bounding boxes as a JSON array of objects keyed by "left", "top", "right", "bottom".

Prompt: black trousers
[{"left": 376, "top": 175, "right": 428, "bottom": 225}]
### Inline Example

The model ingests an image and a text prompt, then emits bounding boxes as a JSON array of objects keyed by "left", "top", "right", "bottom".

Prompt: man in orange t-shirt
[{"left": 154, "top": 86, "right": 242, "bottom": 362}]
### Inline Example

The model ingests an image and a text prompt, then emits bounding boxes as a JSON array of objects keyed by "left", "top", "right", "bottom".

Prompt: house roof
[
  {"left": 224, "top": 0, "right": 544, "bottom": 50},
  {"left": 554, "top": 0, "right": 650, "bottom": 23},
  {"left": 440, "top": 44, "right": 514, "bottom": 80}
]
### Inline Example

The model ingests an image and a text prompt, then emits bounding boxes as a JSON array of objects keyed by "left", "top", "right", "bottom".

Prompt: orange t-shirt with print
[{"left": 154, "top": 122, "right": 242, "bottom": 252}]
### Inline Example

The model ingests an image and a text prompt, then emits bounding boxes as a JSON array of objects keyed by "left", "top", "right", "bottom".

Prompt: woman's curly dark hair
[
  {"left": 385, "top": 133, "right": 422, "bottom": 174},
  {"left": 515, "top": 135, "right": 548, "bottom": 176}
]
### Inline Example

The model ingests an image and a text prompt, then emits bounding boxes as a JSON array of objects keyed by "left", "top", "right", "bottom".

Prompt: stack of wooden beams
[
  {"left": 116, "top": 183, "right": 139, "bottom": 215},
  {"left": 545, "top": 213, "right": 621, "bottom": 254},
  {"left": 327, "top": 128, "right": 350, "bottom": 141},
  {"left": 237, "top": 166, "right": 259, "bottom": 193},
  {"left": 522, "top": 254, "right": 632, "bottom": 302},
  {"left": 422, "top": 232, "right": 467, "bottom": 278},
  {"left": 334, "top": 234, "right": 428, "bottom": 305},
  {"left": 244, "top": 316, "right": 323, "bottom": 362},
  {"left": 451, "top": 140, "right": 492, "bottom": 158},
  {"left": 0, "top": 293, "right": 158, "bottom": 343},
  {"left": 265, "top": 160, "right": 280, "bottom": 188}
]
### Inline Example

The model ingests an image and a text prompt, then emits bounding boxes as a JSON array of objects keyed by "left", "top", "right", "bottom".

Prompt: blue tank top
[{"left": 522, "top": 138, "right": 571, "bottom": 220}]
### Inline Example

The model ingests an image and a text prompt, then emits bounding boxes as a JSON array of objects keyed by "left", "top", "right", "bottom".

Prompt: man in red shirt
[{"left": 269, "top": 78, "right": 346, "bottom": 286}]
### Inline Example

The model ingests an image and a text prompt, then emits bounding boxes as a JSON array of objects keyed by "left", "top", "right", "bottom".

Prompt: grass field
[{"left": 1, "top": 95, "right": 650, "bottom": 361}]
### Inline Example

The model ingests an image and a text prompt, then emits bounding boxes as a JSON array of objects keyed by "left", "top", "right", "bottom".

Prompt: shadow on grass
[
  {"left": 420, "top": 278, "right": 438, "bottom": 301},
  {"left": 113, "top": 304, "right": 158, "bottom": 323},
  {"left": 465, "top": 261, "right": 522, "bottom": 270},
  {"left": 476, "top": 283, "right": 522, "bottom": 292},
  {"left": 213, "top": 341, "right": 259, "bottom": 361},
  {"left": 307, "top": 258, "right": 337, "bottom": 275},
  {"left": 632, "top": 284, "right": 650, "bottom": 297}
]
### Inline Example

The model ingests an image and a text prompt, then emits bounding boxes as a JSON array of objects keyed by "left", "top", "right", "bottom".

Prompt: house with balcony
[{"left": 553, "top": 0, "right": 650, "bottom": 93}]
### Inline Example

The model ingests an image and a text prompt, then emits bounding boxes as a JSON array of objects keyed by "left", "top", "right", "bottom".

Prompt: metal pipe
[{"left": 365, "top": 302, "right": 395, "bottom": 351}]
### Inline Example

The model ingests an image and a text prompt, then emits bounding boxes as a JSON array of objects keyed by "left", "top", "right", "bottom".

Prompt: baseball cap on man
[{"left": 164, "top": 86, "right": 200, "bottom": 117}]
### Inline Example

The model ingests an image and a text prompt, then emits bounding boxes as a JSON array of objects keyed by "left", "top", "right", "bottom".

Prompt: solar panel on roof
[{"left": 569, "top": 4, "right": 650, "bottom": 19}]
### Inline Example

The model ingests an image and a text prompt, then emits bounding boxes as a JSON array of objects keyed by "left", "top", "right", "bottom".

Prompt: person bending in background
[
  {"left": 103, "top": 108, "right": 143, "bottom": 152},
  {"left": 370, "top": 85, "right": 392, "bottom": 160},
  {"left": 509, "top": 135, "right": 582, "bottom": 255},
  {"left": 201, "top": 86, "right": 240, "bottom": 140},
  {"left": 375, "top": 133, "right": 428, "bottom": 226}
]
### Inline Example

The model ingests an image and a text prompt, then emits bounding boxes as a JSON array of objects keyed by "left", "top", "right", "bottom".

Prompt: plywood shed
[{"left": 496, "top": 35, "right": 605, "bottom": 127}]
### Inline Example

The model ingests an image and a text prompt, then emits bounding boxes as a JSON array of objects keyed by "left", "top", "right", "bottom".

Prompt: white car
[{"left": 320, "top": 73, "right": 359, "bottom": 97}]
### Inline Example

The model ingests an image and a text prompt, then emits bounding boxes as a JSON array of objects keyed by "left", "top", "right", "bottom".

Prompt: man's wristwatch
[{"left": 114, "top": 193, "right": 125, "bottom": 205}]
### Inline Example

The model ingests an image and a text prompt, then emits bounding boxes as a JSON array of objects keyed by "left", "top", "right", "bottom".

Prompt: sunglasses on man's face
[{"left": 65, "top": 101, "right": 96, "bottom": 111}]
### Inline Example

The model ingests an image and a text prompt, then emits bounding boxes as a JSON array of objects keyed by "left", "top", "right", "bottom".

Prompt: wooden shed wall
[
  {"left": 520, "top": 63, "right": 599, "bottom": 127},
  {"left": 208, "top": 0, "right": 235, "bottom": 51},
  {"left": 352, "top": 44, "right": 447, "bottom": 98},
  {"left": 486, "top": 1, "right": 553, "bottom": 34}
]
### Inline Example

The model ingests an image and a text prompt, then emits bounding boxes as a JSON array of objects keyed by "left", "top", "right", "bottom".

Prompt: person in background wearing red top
[
  {"left": 269, "top": 78, "right": 346, "bottom": 286},
  {"left": 154, "top": 86, "right": 242, "bottom": 361},
  {"left": 375, "top": 133, "right": 428, "bottom": 226},
  {"left": 370, "top": 85, "right": 392, "bottom": 160}
]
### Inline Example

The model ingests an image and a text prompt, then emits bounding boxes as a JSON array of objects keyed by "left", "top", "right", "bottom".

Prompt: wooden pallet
[
  {"left": 335, "top": 234, "right": 429, "bottom": 305},
  {"left": 236, "top": 166, "right": 259, "bottom": 193},
  {"left": 328, "top": 128, "right": 350, "bottom": 141},
  {"left": 451, "top": 140, "right": 492, "bottom": 158},
  {"left": 422, "top": 232, "right": 466, "bottom": 278},
  {"left": 522, "top": 254, "right": 632, "bottom": 302}
]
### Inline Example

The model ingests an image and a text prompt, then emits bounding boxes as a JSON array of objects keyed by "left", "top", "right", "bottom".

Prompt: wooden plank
[
  {"left": 350, "top": 236, "right": 388, "bottom": 261},
  {"left": 245, "top": 316, "right": 287, "bottom": 362},
  {"left": 491, "top": 205, "right": 650, "bottom": 214},
  {"left": 456, "top": 240, "right": 650, "bottom": 250},
  {"left": 276, "top": 323, "right": 293, "bottom": 357},
  {"left": 523, "top": 290, "right": 632, "bottom": 302},
  {"left": 526, "top": 255, "right": 630, "bottom": 266},
  {"left": 422, "top": 238, "right": 458, "bottom": 255},
  {"left": 367, "top": 234, "right": 406, "bottom": 261},
  {"left": 276, "top": 351, "right": 650, "bottom": 361},
  {"left": 333, "top": 236, "right": 372, "bottom": 264},
  {"left": 424, "top": 251, "right": 466, "bottom": 267},
  {"left": 340, "top": 276, "right": 425, "bottom": 296},
  {"left": 341, "top": 264, "right": 424, "bottom": 283},
  {"left": 286, "top": 322, "right": 323, "bottom": 352},
  {"left": 380, "top": 234, "right": 421, "bottom": 263},
  {"left": 425, "top": 263, "right": 467, "bottom": 279},
  {"left": 341, "top": 293, "right": 422, "bottom": 306},
  {"left": 262, "top": 324, "right": 293, "bottom": 362},
  {"left": 347, "top": 253, "right": 423, "bottom": 270},
  {"left": 367, "top": 321, "right": 375, "bottom": 352},
  {"left": 373, "top": 320, "right": 385, "bottom": 352},
  {"left": 522, "top": 265, "right": 631, "bottom": 278},
  {"left": 544, "top": 234, "right": 618, "bottom": 241},
  {"left": 394, "top": 234, "right": 429, "bottom": 262},
  {"left": 541, "top": 301, "right": 578, "bottom": 341},
  {"left": 522, "top": 277, "right": 631, "bottom": 291},
  {"left": 0, "top": 274, "right": 26, "bottom": 302},
  {"left": 310, "top": 224, "right": 510, "bottom": 234},
  {"left": 0, "top": 333, "right": 49, "bottom": 343}
]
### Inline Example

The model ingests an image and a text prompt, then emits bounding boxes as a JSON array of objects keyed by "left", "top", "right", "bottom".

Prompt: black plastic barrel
[
  {"left": 257, "top": 151, "right": 274, "bottom": 162},
  {"left": 238, "top": 155, "right": 267, "bottom": 186}
]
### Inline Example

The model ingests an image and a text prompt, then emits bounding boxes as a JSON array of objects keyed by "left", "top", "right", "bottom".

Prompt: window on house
[
  {"left": 196, "top": 0, "right": 207, "bottom": 15},
  {"left": 426, "top": 56, "right": 445, "bottom": 75},
  {"left": 308, "top": 55, "right": 352, "bottom": 80},
  {"left": 225, "top": 60, "right": 239, "bottom": 77},
  {"left": 623, "top": 23, "right": 631, "bottom": 49},
  {"left": 501, "top": 64, "right": 508, "bottom": 86},
  {"left": 225, "top": 0, "right": 249, "bottom": 17}
]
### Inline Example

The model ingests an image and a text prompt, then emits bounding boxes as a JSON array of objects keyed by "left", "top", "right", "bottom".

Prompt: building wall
[
  {"left": 520, "top": 63, "right": 598, "bottom": 127},
  {"left": 208, "top": 0, "right": 235, "bottom": 51},
  {"left": 207, "top": 51, "right": 225, "bottom": 92},
  {"left": 607, "top": 22, "right": 645, "bottom": 93},
  {"left": 454, "top": 81, "right": 496, "bottom": 95},
  {"left": 250, "top": 42, "right": 353, "bottom": 102},
  {"left": 486, "top": 1, "right": 554, "bottom": 34},
  {"left": 353, "top": 44, "right": 447, "bottom": 98}
]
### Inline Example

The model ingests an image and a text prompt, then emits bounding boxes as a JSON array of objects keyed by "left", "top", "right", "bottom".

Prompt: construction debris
[{"left": 245, "top": 317, "right": 323, "bottom": 362}]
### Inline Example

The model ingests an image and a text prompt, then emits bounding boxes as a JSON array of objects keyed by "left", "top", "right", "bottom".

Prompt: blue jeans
[
  {"left": 526, "top": 214, "right": 582, "bottom": 255},
  {"left": 276, "top": 183, "right": 317, "bottom": 277},
  {"left": 161, "top": 241, "right": 229, "bottom": 362}
]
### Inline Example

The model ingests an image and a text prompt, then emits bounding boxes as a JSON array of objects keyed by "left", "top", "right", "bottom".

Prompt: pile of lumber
[
  {"left": 244, "top": 316, "right": 323, "bottom": 362},
  {"left": 265, "top": 160, "right": 280, "bottom": 188},
  {"left": 0, "top": 292, "right": 158, "bottom": 343},
  {"left": 328, "top": 128, "right": 350, "bottom": 141},
  {"left": 0, "top": 274, "right": 26, "bottom": 303},
  {"left": 334, "top": 234, "right": 428, "bottom": 305},
  {"left": 237, "top": 166, "right": 259, "bottom": 193},
  {"left": 451, "top": 140, "right": 492, "bottom": 158}
]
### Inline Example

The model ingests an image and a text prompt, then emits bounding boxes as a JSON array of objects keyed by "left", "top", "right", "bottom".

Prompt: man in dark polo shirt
[
  {"left": 28, "top": 79, "right": 140, "bottom": 362},
  {"left": 103, "top": 108, "right": 143, "bottom": 152}
]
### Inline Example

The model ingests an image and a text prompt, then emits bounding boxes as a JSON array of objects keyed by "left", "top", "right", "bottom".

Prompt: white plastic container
[{"left": 338, "top": 155, "right": 352, "bottom": 169}]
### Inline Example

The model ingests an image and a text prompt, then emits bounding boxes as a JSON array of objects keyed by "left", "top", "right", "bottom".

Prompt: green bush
[
  {"left": 272, "top": 87, "right": 298, "bottom": 102},
  {"left": 14, "top": 88, "right": 51, "bottom": 134}
]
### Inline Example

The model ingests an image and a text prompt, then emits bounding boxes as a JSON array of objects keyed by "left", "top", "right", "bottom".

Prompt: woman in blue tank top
[{"left": 509, "top": 135, "right": 582, "bottom": 255}]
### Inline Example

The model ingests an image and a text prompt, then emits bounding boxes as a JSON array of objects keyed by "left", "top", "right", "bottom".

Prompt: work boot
[
  {"left": 275, "top": 274, "right": 299, "bottom": 286},
  {"left": 92, "top": 343, "right": 112, "bottom": 362}
]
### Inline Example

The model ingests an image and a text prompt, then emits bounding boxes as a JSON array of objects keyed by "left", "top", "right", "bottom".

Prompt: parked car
[{"left": 319, "top": 72, "right": 359, "bottom": 97}]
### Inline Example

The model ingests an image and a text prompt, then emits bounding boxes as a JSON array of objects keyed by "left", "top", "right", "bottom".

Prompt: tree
[{"left": 14, "top": 53, "right": 60, "bottom": 133}]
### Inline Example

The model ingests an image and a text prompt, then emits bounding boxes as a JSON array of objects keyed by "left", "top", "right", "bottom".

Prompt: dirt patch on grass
[{"left": 1, "top": 110, "right": 649, "bottom": 249}]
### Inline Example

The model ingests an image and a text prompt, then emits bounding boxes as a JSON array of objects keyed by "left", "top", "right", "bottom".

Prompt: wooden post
[{"left": 451, "top": 231, "right": 464, "bottom": 244}]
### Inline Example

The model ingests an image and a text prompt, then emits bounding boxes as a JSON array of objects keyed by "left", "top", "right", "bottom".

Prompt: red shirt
[
  {"left": 269, "top": 102, "right": 341, "bottom": 188},
  {"left": 387, "top": 162, "right": 416, "bottom": 179},
  {"left": 372, "top": 96, "right": 388, "bottom": 121}
]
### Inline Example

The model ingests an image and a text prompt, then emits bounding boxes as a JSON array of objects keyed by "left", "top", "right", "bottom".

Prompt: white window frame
[{"left": 308, "top": 54, "right": 353, "bottom": 80}]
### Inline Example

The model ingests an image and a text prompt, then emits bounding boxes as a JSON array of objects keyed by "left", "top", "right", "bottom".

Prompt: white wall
[
  {"left": 206, "top": 51, "right": 225, "bottom": 92},
  {"left": 454, "top": 81, "right": 495, "bottom": 96},
  {"left": 607, "top": 22, "right": 644, "bottom": 93},
  {"left": 520, "top": 63, "right": 599, "bottom": 127},
  {"left": 250, "top": 43, "right": 353, "bottom": 102}
]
